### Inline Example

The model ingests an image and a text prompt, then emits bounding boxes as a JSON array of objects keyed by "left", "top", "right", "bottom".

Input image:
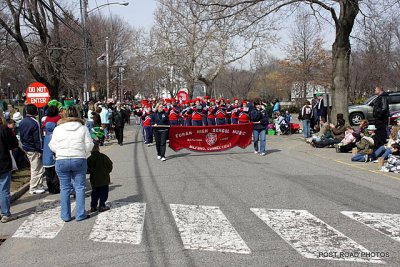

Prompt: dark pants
[
  {"left": 338, "top": 143, "right": 355, "bottom": 153},
  {"left": 202, "top": 116, "right": 208, "bottom": 126},
  {"left": 155, "top": 129, "right": 169, "bottom": 157},
  {"left": 314, "top": 138, "right": 341, "bottom": 148},
  {"left": 143, "top": 126, "right": 153, "bottom": 144},
  {"left": 231, "top": 118, "right": 238, "bottom": 124},
  {"left": 170, "top": 120, "right": 178, "bottom": 126},
  {"left": 184, "top": 119, "right": 192, "bottom": 126},
  {"left": 45, "top": 167, "right": 60, "bottom": 194},
  {"left": 226, "top": 118, "right": 231, "bottom": 125},
  {"left": 207, "top": 118, "right": 215, "bottom": 126},
  {"left": 90, "top": 185, "right": 109, "bottom": 208},
  {"left": 216, "top": 118, "right": 225, "bottom": 125},
  {"left": 192, "top": 120, "right": 203, "bottom": 126},
  {"left": 375, "top": 120, "right": 388, "bottom": 148},
  {"left": 115, "top": 126, "right": 124, "bottom": 144}
]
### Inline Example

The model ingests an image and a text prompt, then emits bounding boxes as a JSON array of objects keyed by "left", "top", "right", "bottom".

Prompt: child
[
  {"left": 42, "top": 122, "right": 60, "bottom": 194},
  {"left": 87, "top": 142, "right": 113, "bottom": 212},
  {"left": 335, "top": 126, "right": 356, "bottom": 153},
  {"left": 381, "top": 143, "right": 400, "bottom": 172}
]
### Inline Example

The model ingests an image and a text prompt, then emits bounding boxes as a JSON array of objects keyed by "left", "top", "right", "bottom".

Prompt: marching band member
[
  {"left": 168, "top": 100, "right": 181, "bottom": 126},
  {"left": 230, "top": 98, "right": 240, "bottom": 124},
  {"left": 182, "top": 101, "right": 192, "bottom": 126},
  {"left": 191, "top": 98, "right": 205, "bottom": 126},
  {"left": 225, "top": 99, "right": 232, "bottom": 125},
  {"left": 237, "top": 100, "right": 250, "bottom": 124},
  {"left": 215, "top": 98, "right": 227, "bottom": 125},
  {"left": 207, "top": 99, "right": 217, "bottom": 126},
  {"left": 141, "top": 105, "right": 153, "bottom": 146}
]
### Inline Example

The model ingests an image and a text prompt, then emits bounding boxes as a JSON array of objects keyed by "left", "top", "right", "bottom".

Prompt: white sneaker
[
  {"left": 157, "top": 156, "right": 162, "bottom": 160},
  {"left": 161, "top": 157, "right": 166, "bottom": 161},
  {"left": 372, "top": 160, "right": 379, "bottom": 163},
  {"left": 29, "top": 188, "right": 46, "bottom": 195},
  {"left": 260, "top": 152, "right": 266, "bottom": 156},
  {"left": 254, "top": 151, "right": 259, "bottom": 154},
  {"left": 147, "top": 143, "right": 151, "bottom": 147}
]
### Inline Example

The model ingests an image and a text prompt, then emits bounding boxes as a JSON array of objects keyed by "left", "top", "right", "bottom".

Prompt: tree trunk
[{"left": 330, "top": 1, "right": 359, "bottom": 123}]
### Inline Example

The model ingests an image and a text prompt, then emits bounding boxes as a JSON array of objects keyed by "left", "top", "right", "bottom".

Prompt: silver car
[{"left": 348, "top": 93, "right": 400, "bottom": 125}]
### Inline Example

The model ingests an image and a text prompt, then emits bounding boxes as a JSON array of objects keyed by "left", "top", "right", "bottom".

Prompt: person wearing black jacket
[
  {"left": 250, "top": 99, "right": 269, "bottom": 156},
  {"left": 373, "top": 86, "right": 390, "bottom": 148},
  {"left": 112, "top": 102, "right": 127, "bottom": 146},
  {"left": 0, "top": 124, "right": 19, "bottom": 223},
  {"left": 151, "top": 104, "right": 170, "bottom": 161}
]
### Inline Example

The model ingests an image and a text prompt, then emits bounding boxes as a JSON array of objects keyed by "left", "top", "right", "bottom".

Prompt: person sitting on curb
[
  {"left": 351, "top": 125, "right": 377, "bottom": 162},
  {"left": 306, "top": 116, "right": 331, "bottom": 144},
  {"left": 380, "top": 144, "right": 400, "bottom": 172},
  {"left": 370, "top": 123, "right": 400, "bottom": 162},
  {"left": 312, "top": 115, "right": 346, "bottom": 148},
  {"left": 335, "top": 126, "right": 356, "bottom": 153},
  {"left": 352, "top": 119, "right": 369, "bottom": 142}
]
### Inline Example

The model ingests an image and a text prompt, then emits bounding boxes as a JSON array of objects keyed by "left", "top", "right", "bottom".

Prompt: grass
[{"left": 11, "top": 168, "right": 30, "bottom": 192}]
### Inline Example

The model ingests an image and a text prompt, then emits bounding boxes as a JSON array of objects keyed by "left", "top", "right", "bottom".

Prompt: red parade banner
[{"left": 169, "top": 123, "right": 253, "bottom": 152}]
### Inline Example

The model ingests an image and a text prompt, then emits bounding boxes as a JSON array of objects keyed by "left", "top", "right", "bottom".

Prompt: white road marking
[
  {"left": 13, "top": 200, "right": 75, "bottom": 239},
  {"left": 342, "top": 211, "right": 400, "bottom": 242},
  {"left": 89, "top": 202, "right": 146, "bottom": 245},
  {"left": 170, "top": 204, "right": 251, "bottom": 254},
  {"left": 251, "top": 208, "right": 384, "bottom": 264}
]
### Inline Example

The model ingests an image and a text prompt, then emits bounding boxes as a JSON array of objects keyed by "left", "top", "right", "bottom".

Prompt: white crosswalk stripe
[
  {"left": 251, "top": 208, "right": 384, "bottom": 264},
  {"left": 13, "top": 200, "right": 75, "bottom": 239},
  {"left": 170, "top": 204, "right": 251, "bottom": 254},
  {"left": 88, "top": 202, "right": 146, "bottom": 245},
  {"left": 342, "top": 211, "right": 400, "bottom": 243}
]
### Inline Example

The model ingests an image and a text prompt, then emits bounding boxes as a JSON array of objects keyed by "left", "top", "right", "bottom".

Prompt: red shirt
[{"left": 42, "top": 115, "right": 61, "bottom": 128}]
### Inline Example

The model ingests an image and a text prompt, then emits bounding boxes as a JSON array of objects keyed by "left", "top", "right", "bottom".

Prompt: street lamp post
[
  {"left": 7, "top": 82, "right": 11, "bottom": 104},
  {"left": 106, "top": 37, "right": 110, "bottom": 99},
  {"left": 80, "top": 1, "right": 129, "bottom": 101}
]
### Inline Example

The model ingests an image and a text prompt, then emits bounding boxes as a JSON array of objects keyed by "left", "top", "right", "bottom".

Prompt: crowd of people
[
  {"left": 303, "top": 87, "right": 399, "bottom": 172},
  {"left": 0, "top": 85, "right": 398, "bottom": 224}
]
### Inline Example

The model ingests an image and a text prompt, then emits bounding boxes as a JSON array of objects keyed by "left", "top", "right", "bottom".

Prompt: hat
[
  {"left": 165, "top": 98, "right": 172, "bottom": 103},
  {"left": 366, "top": 125, "right": 377, "bottom": 131},
  {"left": 204, "top": 96, "right": 210, "bottom": 99},
  {"left": 226, "top": 99, "right": 230, "bottom": 103},
  {"left": 234, "top": 98, "right": 239, "bottom": 101},
  {"left": 12, "top": 111, "right": 23, "bottom": 121},
  {"left": 242, "top": 100, "right": 247, "bottom": 104},
  {"left": 316, "top": 93, "right": 322, "bottom": 97},
  {"left": 48, "top": 99, "right": 62, "bottom": 108},
  {"left": 210, "top": 99, "right": 215, "bottom": 102},
  {"left": 62, "top": 99, "right": 75, "bottom": 109}
]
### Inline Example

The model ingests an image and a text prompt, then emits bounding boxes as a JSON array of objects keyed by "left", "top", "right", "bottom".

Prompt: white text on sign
[{"left": 28, "top": 86, "right": 47, "bottom": 93}]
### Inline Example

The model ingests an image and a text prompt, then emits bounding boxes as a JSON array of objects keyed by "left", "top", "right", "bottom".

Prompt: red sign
[
  {"left": 169, "top": 123, "right": 253, "bottom": 152},
  {"left": 26, "top": 82, "right": 50, "bottom": 108}
]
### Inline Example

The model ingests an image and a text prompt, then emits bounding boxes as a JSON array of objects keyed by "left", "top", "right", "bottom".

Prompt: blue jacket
[
  {"left": 19, "top": 115, "right": 42, "bottom": 153},
  {"left": 43, "top": 122, "right": 56, "bottom": 167}
]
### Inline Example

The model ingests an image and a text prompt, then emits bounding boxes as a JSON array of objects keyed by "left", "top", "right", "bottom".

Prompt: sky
[{"left": 83, "top": 0, "right": 335, "bottom": 60}]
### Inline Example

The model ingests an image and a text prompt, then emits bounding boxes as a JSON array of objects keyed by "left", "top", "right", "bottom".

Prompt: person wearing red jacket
[
  {"left": 191, "top": 98, "right": 205, "bottom": 126},
  {"left": 230, "top": 98, "right": 240, "bottom": 124},
  {"left": 237, "top": 101, "right": 250, "bottom": 124},
  {"left": 168, "top": 102, "right": 181, "bottom": 126},
  {"left": 182, "top": 101, "right": 192, "bottom": 126},
  {"left": 141, "top": 106, "right": 153, "bottom": 146},
  {"left": 215, "top": 98, "right": 227, "bottom": 125},
  {"left": 207, "top": 99, "right": 217, "bottom": 126}
]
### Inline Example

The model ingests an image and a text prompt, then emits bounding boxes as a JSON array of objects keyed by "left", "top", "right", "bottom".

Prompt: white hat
[
  {"left": 366, "top": 125, "right": 377, "bottom": 131},
  {"left": 12, "top": 112, "right": 23, "bottom": 121}
]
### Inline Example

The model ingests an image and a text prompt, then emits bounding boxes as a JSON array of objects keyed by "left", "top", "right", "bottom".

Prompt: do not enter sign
[{"left": 26, "top": 82, "right": 50, "bottom": 108}]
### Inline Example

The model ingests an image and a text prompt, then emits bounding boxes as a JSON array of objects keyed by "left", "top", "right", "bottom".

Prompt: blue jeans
[
  {"left": 0, "top": 171, "right": 12, "bottom": 217},
  {"left": 253, "top": 129, "right": 266, "bottom": 153},
  {"left": 86, "top": 121, "right": 94, "bottom": 132},
  {"left": 352, "top": 153, "right": 366, "bottom": 162},
  {"left": 372, "top": 145, "right": 392, "bottom": 160},
  {"left": 55, "top": 158, "right": 87, "bottom": 221},
  {"left": 302, "top": 119, "right": 311, "bottom": 138}
]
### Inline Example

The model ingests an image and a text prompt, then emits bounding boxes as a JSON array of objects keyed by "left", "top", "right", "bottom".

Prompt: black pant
[
  {"left": 45, "top": 167, "right": 60, "bottom": 194},
  {"left": 375, "top": 120, "right": 388, "bottom": 148},
  {"left": 154, "top": 129, "right": 168, "bottom": 157},
  {"left": 115, "top": 126, "right": 124, "bottom": 144},
  {"left": 91, "top": 185, "right": 109, "bottom": 208},
  {"left": 314, "top": 138, "right": 341, "bottom": 148},
  {"left": 339, "top": 143, "right": 355, "bottom": 153}
]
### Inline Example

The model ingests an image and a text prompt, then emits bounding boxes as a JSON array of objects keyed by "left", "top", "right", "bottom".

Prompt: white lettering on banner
[
  {"left": 188, "top": 143, "right": 232, "bottom": 151},
  {"left": 197, "top": 129, "right": 209, "bottom": 134},
  {"left": 175, "top": 131, "right": 193, "bottom": 139},
  {"left": 212, "top": 128, "right": 230, "bottom": 134},
  {"left": 232, "top": 130, "right": 246, "bottom": 136}
]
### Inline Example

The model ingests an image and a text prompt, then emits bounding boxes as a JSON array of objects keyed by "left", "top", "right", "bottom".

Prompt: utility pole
[
  {"left": 80, "top": 0, "right": 89, "bottom": 101},
  {"left": 106, "top": 37, "right": 110, "bottom": 99}
]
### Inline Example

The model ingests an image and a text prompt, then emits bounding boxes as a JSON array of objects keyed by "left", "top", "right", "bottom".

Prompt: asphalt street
[{"left": 0, "top": 123, "right": 399, "bottom": 267}]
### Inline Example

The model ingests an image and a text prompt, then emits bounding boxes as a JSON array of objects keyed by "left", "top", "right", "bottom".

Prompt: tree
[{"left": 193, "top": 0, "right": 400, "bottom": 121}]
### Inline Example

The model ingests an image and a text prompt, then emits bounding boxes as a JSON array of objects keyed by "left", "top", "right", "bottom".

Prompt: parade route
[{"left": 1, "top": 123, "right": 400, "bottom": 267}]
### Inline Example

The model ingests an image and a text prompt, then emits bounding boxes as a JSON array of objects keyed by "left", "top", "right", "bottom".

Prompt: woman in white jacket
[{"left": 49, "top": 105, "right": 94, "bottom": 222}]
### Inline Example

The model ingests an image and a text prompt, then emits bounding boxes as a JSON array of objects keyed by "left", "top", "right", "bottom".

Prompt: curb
[{"left": 10, "top": 182, "right": 30, "bottom": 203}]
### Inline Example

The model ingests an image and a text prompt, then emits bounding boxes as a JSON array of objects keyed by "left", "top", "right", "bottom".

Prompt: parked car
[
  {"left": 348, "top": 92, "right": 400, "bottom": 125},
  {"left": 389, "top": 110, "right": 400, "bottom": 125}
]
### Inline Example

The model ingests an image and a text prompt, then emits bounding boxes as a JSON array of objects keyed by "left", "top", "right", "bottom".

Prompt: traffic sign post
[{"left": 26, "top": 82, "right": 50, "bottom": 108}]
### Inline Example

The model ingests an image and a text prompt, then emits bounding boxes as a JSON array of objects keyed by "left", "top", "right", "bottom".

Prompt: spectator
[
  {"left": 353, "top": 119, "right": 369, "bottom": 141},
  {"left": 19, "top": 104, "right": 46, "bottom": 194},
  {"left": 380, "top": 144, "right": 400, "bottom": 172},
  {"left": 335, "top": 126, "right": 356, "bottom": 153},
  {"left": 87, "top": 142, "right": 113, "bottom": 213},
  {"left": 151, "top": 103, "right": 170, "bottom": 161},
  {"left": 315, "top": 93, "right": 328, "bottom": 126},
  {"left": 306, "top": 116, "right": 331, "bottom": 144},
  {"left": 43, "top": 122, "right": 60, "bottom": 194},
  {"left": 0, "top": 123, "right": 19, "bottom": 223},
  {"left": 312, "top": 115, "right": 346, "bottom": 148},
  {"left": 372, "top": 86, "right": 389, "bottom": 148},
  {"left": 112, "top": 102, "right": 127, "bottom": 146},
  {"left": 351, "top": 125, "right": 377, "bottom": 162},
  {"left": 371, "top": 124, "right": 400, "bottom": 162},
  {"left": 299, "top": 101, "right": 313, "bottom": 139},
  {"left": 49, "top": 106, "right": 94, "bottom": 222}
]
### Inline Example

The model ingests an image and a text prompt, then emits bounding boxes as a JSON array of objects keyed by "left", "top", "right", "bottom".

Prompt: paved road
[{"left": 1, "top": 123, "right": 400, "bottom": 267}]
